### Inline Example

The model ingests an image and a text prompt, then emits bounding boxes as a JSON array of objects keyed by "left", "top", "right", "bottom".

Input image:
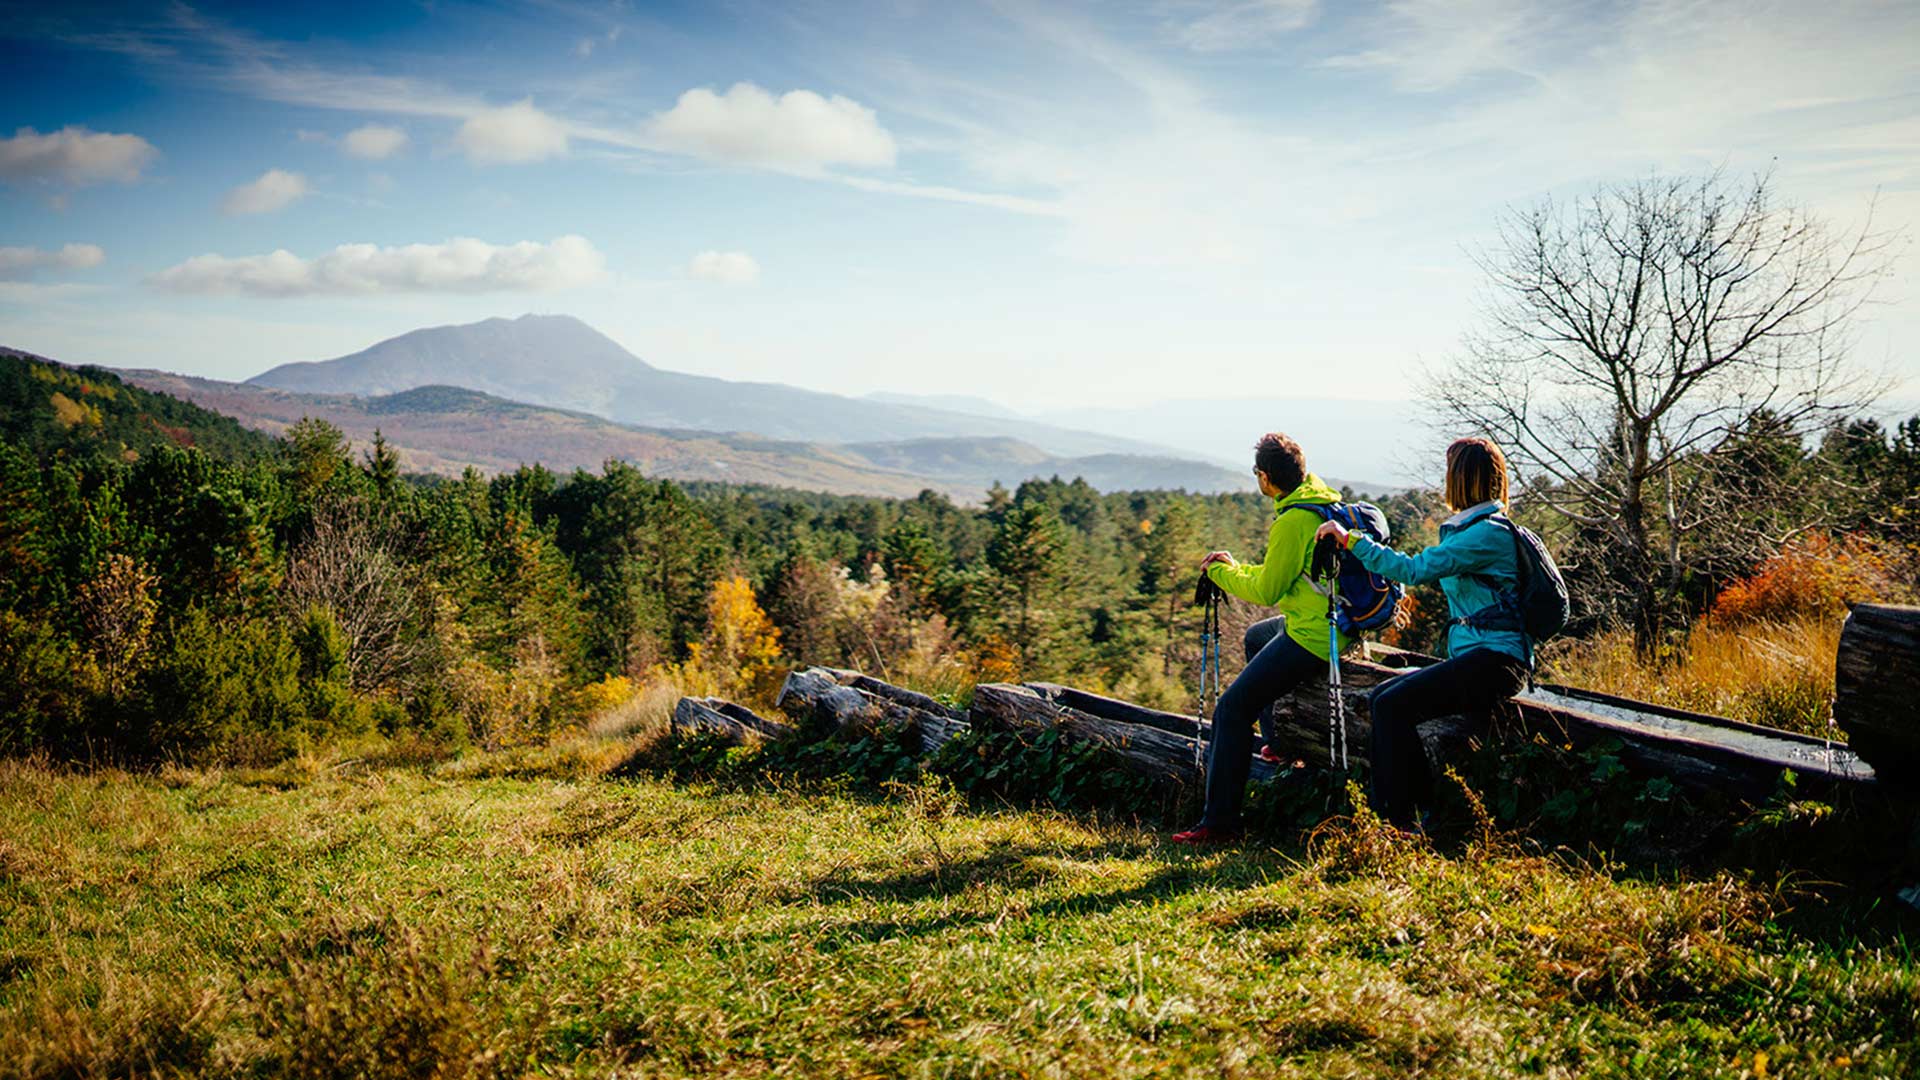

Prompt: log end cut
[{"left": 1835, "top": 604, "right": 1920, "bottom": 784}]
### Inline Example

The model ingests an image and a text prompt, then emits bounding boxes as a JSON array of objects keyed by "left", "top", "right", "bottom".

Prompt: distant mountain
[
  {"left": 863, "top": 391, "right": 1023, "bottom": 420},
  {"left": 124, "top": 372, "right": 1250, "bottom": 499},
  {"left": 250, "top": 314, "right": 1186, "bottom": 460},
  {"left": 1, "top": 347, "right": 276, "bottom": 464}
]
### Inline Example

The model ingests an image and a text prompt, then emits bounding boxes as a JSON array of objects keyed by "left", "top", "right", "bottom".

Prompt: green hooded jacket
[{"left": 1205, "top": 473, "right": 1348, "bottom": 661}]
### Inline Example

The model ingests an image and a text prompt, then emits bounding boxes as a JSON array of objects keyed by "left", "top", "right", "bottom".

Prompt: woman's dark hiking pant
[
  {"left": 1367, "top": 648, "right": 1529, "bottom": 827},
  {"left": 1201, "top": 617, "right": 1319, "bottom": 831}
]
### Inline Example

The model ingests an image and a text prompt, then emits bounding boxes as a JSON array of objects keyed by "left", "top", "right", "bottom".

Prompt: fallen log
[
  {"left": 775, "top": 666, "right": 968, "bottom": 755},
  {"left": 1024, "top": 683, "right": 1201, "bottom": 738},
  {"left": 1835, "top": 604, "right": 1920, "bottom": 784},
  {"left": 671, "top": 697, "right": 791, "bottom": 744},
  {"left": 971, "top": 683, "right": 1200, "bottom": 783}
]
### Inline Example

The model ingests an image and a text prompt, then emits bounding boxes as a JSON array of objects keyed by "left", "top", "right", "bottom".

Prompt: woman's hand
[
  {"left": 1200, "top": 550, "right": 1234, "bottom": 569},
  {"left": 1314, "top": 520, "right": 1351, "bottom": 548}
]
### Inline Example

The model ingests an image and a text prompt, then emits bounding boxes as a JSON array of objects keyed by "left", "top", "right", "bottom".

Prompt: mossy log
[
  {"left": 671, "top": 697, "right": 791, "bottom": 744},
  {"left": 1835, "top": 604, "right": 1920, "bottom": 785}
]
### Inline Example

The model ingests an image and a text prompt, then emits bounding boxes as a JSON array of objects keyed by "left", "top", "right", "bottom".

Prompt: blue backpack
[{"left": 1288, "top": 502, "right": 1404, "bottom": 635}]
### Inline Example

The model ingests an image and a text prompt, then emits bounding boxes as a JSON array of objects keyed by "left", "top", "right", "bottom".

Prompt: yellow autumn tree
[{"left": 685, "top": 575, "right": 784, "bottom": 708}]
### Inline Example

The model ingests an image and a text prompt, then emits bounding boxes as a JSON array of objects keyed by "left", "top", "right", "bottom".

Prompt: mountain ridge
[
  {"left": 249, "top": 314, "right": 1195, "bottom": 461},
  {"left": 127, "top": 370, "right": 1256, "bottom": 500}
]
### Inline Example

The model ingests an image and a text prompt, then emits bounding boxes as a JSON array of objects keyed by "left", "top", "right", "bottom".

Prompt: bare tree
[
  {"left": 282, "top": 502, "right": 431, "bottom": 693},
  {"left": 1429, "top": 171, "right": 1892, "bottom": 649}
]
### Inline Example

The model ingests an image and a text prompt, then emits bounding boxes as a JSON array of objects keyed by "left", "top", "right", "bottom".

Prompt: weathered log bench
[
  {"left": 683, "top": 617, "right": 1891, "bottom": 805},
  {"left": 1835, "top": 604, "right": 1920, "bottom": 785},
  {"left": 1263, "top": 642, "right": 1875, "bottom": 802}
]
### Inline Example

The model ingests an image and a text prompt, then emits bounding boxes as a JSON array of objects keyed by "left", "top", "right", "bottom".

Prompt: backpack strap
[{"left": 1457, "top": 513, "right": 1537, "bottom": 674}]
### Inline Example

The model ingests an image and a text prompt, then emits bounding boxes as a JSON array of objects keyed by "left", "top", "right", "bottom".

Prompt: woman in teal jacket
[{"left": 1312, "top": 437, "right": 1531, "bottom": 828}]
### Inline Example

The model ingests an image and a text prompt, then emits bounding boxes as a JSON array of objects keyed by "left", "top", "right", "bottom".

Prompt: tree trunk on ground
[
  {"left": 671, "top": 697, "right": 791, "bottom": 744},
  {"left": 1835, "top": 604, "right": 1920, "bottom": 783},
  {"left": 774, "top": 666, "right": 968, "bottom": 754}
]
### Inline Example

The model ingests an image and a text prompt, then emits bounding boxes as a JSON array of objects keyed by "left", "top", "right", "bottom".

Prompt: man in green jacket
[{"left": 1173, "top": 432, "right": 1347, "bottom": 844}]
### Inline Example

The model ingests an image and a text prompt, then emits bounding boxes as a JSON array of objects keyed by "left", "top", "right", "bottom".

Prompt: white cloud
[
  {"left": 220, "top": 168, "right": 310, "bottom": 214},
  {"left": 0, "top": 243, "right": 106, "bottom": 280},
  {"left": 687, "top": 251, "right": 760, "bottom": 285},
  {"left": 341, "top": 123, "right": 408, "bottom": 160},
  {"left": 1170, "top": 0, "right": 1319, "bottom": 51},
  {"left": 0, "top": 126, "right": 158, "bottom": 186},
  {"left": 150, "top": 235, "right": 606, "bottom": 297},
  {"left": 574, "top": 37, "right": 596, "bottom": 58},
  {"left": 455, "top": 100, "right": 568, "bottom": 164},
  {"left": 649, "top": 83, "right": 896, "bottom": 172}
]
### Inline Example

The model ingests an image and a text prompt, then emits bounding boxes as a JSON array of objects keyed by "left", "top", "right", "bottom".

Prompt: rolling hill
[
  {"left": 1, "top": 347, "right": 277, "bottom": 464},
  {"left": 249, "top": 314, "right": 1194, "bottom": 460},
  {"left": 121, "top": 371, "right": 1248, "bottom": 499}
]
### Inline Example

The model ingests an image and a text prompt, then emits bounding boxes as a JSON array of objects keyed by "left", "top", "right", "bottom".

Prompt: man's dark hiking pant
[
  {"left": 1201, "top": 617, "right": 1319, "bottom": 831},
  {"left": 1368, "top": 647, "right": 1528, "bottom": 827}
]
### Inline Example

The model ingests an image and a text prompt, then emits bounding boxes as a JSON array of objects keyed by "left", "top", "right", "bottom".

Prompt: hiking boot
[
  {"left": 1170, "top": 824, "right": 1242, "bottom": 845},
  {"left": 1258, "top": 743, "right": 1285, "bottom": 765}
]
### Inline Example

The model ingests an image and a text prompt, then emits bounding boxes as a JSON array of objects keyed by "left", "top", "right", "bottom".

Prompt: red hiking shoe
[
  {"left": 1258, "top": 743, "right": 1285, "bottom": 764},
  {"left": 1170, "top": 824, "right": 1242, "bottom": 845}
]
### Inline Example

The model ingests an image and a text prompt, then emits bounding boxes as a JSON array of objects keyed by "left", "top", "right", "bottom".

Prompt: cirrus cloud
[
  {"left": 0, "top": 126, "right": 158, "bottom": 186},
  {"left": 648, "top": 83, "right": 895, "bottom": 173},
  {"left": 220, "top": 168, "right": 310, "bottom": 214},
  {"left": 455, "top": 100, "right": 568, "bottom": 164},
  {"left": 149, "top": 235, "right": 606, "bottom": 297},
  {"left": 686, "top": 250, "right": 760, "bottom": 285},
  {"left": 0, "top": 243, "right": 106, "bottom": 280},
  {"left": 1171, "top": 0, "right": 1320, "bottom": 51},
  {"left": 342, "top": 123, "right": 409, "bottom": 160}
]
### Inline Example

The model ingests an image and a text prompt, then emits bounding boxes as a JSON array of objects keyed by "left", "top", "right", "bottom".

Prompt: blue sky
[{"left": 2, "top": 0, "right": 1917, "bottom": 413}]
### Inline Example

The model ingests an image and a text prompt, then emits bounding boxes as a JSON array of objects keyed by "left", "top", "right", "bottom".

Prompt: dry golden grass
[
  {"left": 3, "top": 755, "right": 1915, "bottom": 1078},
  {"left": 1541, "top": 614, "right": 1844, "bottom": 735}
]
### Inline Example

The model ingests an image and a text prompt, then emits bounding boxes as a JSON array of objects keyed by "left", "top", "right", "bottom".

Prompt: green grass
[{"left": 2, "top": 748, "right": 1916, "bottom": 1078}]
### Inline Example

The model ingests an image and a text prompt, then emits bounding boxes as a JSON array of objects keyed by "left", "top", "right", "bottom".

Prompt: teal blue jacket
[{"left": 1348, "top": 500, "right": 1530, "bottom": 665}]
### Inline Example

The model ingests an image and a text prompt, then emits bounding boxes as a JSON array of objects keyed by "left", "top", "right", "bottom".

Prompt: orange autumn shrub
[{"left": 1709, "top": 533, "right": 1917, "bottom": 625}]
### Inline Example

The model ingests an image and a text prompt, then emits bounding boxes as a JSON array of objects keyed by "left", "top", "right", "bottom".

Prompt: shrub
[
  {"left": 1710, "top": 531, "right": 1916, "bottom": 624},
  {"left": 0, "top": 611, "right": 84, "bottom": 755},
  {"left": 293, "top": 605, "right": 371, "bottom": 737},
  {"left": 139, "top": 608, "right": 305, "bottom": 764}
]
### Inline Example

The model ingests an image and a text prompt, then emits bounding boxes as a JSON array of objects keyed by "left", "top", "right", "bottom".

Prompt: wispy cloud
[
  {"left": 150, "top": 236, "right": 607, "bottom": 297},
  {"left": 49, "top": 5, "right": 1021, "bottom": 211},
  {"left": 1165, "top": 0, "right": 1320, "bottom": 52},
  {"left": 686, "top": 251, "right": 760, "bottom": 285}
]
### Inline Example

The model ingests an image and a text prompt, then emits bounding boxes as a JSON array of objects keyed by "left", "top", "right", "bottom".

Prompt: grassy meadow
[{"left": 4, "top": 732, "right": 1918, "bottom": 1080}]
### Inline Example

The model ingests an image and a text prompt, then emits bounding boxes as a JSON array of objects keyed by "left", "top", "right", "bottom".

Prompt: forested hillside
[
  {"left": 0, "top": 349, "right": 276, "bottom": 463},
  {"left": 3, "top": 343, "right": 1918, "bottom": 766}
]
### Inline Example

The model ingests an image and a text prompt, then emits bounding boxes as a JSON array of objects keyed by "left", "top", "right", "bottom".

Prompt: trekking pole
[
  {"left": 1327, "top": 591, "right": 1347, "bottom": 770},
  {"left": 1192, "top": 574, "right": 1224, "bottom": 776},
  {"left": 1196, "top": 598, "right": 1210, "bottom": 774},
  {"left": 1309, "top": 532, "right": 1348, "bottom": 771}
]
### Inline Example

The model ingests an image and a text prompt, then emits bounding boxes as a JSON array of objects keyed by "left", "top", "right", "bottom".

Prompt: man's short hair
[
  {"left": 1253, "top": 433, "right": 1306, "bottom": 494},
  {"left": 1445, "top": 437, "right": 1509, "bottom": 510}
]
